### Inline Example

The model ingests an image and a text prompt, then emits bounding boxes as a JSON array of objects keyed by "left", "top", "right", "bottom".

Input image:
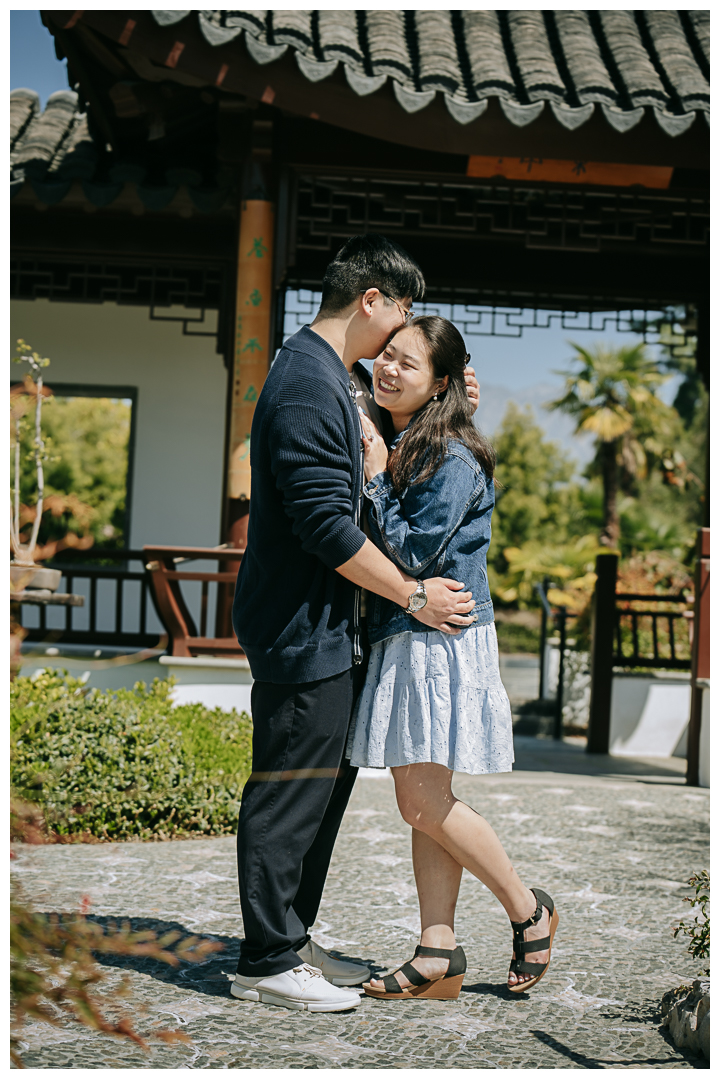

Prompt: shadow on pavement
[
  {"left": 45, "top": 915, "right": 382, "bottom": 998},
  {"left": 511, "top": 735, "right": 688, "bottom": 783},
  {"left": 529, "top": 1028, "right": 701, "bottom": 1069},
  {"left": 462, "top": 979, "right": 521, "bottom": 1001}
]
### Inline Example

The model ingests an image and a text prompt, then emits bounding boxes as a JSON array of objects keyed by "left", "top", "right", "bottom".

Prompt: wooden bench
[{"left": 143, "top": 545, "right": 245, "bottom": 658}]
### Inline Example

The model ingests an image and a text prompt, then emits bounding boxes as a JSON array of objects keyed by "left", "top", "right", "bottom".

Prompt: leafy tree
[
  {"left": 631, "top": 303, "right": 707, "bottom": 428},
  {"left": 13, "top": 395, "right": 132, "bottom": 554},
  {"left": 549, "top": 342, "right": 682, "bottom": 547},
  {"left": 490, "top": 403, "right": 586, "bottom": 592},
  {"left": 501, "top": 534, "right": 603, "bottom": 611}
]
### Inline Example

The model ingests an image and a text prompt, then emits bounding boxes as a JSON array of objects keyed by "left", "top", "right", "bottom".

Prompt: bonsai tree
[{"left": 10, "top": 340, "right": 51, "bottom": 569}]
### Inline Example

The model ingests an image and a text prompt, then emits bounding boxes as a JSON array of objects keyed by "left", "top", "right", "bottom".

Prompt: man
[{"left": 231, "top": 234, "right": 478, "bottom": 1012}]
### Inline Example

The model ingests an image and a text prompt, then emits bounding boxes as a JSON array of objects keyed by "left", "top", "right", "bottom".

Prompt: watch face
[{"left": 409, "top": 594, "right": 427, "bottom": 612}]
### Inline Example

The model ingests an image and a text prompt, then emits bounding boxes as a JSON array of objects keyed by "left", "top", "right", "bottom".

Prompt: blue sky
[
  {"left": 11, "top": 10, "right": 68, "bottom": 106},
  {"left": 11, "top": 8, "right": 669, "bottom": 457}
]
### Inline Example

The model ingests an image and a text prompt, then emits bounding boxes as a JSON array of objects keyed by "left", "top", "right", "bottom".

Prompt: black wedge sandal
[
  {"left": 363, "top": 944, "right": 466, "bottom": 1001},
  {"left": 508, "top": 887, "right": 559, "bottom": 993}
]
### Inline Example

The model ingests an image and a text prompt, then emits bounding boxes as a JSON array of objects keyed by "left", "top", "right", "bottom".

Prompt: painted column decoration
[{"left": 228, "top": 199, "right": 274, "bottom": 501}]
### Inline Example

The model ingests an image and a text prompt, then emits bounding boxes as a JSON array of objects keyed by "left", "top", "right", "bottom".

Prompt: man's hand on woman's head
[
  {"left": 360, "top": 411, "right": 389, "bottom": 481},
  {"left": 464, "top": 367, "right": 480, "bottom": 412}
]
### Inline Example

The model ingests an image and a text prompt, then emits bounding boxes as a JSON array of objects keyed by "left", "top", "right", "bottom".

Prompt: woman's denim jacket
[{"left": 364, "top": 436, "right": 495, "bottom": 646}]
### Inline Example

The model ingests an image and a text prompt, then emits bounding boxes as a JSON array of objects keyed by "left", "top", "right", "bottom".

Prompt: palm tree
[{"left": 549, "top": 342, "right": 677, "bottom": 547}]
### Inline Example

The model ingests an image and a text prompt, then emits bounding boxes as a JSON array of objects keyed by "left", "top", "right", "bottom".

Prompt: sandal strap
[
  {"left": 397, "top": 961, "right": 428, "bottom": 988},
  {"left": 510, "top": 897, "right": 543, "bottom": 935},
  {"left": 509, "top": 957, "right": 547, "bottom": 976},
  {"left": 510, "top": 887, "right": 555, "bottom": 935},
  {"left": 531, "top": 887, "right": 555, "bottom": 917},
  {"left": 413, "top": 945, "right": 454, "bottom": 959},
  {"left": 380, "top": 972, "right": 404, "bottom": 994},
  {"left": 381, "top": 945, "right": 467, "bottom": 993},
  {"left": 515, "top": 934, "right": 551, "bottom": 956}
]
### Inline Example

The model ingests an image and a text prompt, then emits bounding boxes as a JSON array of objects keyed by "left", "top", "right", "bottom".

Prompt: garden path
[{"left": 12, "top": 738, "right": 708, "bottom": 1069}]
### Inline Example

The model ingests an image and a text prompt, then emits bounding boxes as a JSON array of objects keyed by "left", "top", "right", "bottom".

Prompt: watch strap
[{"left": 404, "top": 580, "right": 427, "bottom": 613}]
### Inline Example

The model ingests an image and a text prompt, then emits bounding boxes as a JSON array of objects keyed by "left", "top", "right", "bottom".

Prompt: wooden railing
[
  {"left": 17, "top": 549, "right": 162, "bottom": 649},
  {"left": 613, "top": 592, "right": 692, "bottom": 670}
]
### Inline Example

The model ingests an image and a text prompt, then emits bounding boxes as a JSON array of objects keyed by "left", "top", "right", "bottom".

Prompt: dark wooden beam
[
  {"left": 284, "top": 238, "right": 708, "bottom": 309},
  {"left": 50, "top": 25, "right": 119, "bottom": 151},
  {"left": 11, "top": 205, "right": 237, "bottom": 263}
]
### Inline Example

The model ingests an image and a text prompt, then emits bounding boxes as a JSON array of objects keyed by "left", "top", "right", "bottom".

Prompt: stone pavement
[{"left": 11, "top": 738, "right": 708, "bottom": 1069}]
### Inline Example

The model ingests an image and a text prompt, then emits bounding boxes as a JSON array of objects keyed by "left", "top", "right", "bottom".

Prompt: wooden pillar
[
  {"left": 697, "top": 300, "right": 710, "bottom": 529},
  {"left": 587, "top": 552, "right": 618, "bottom": 754},
  {"left": 226, "top": 198, "right": 275, "bottom": 547},
  {"left": 686, "top": 527, "right": 710, "bottom": 786}
]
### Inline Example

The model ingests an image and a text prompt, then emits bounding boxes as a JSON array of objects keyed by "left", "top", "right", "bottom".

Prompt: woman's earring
[{"left": 432, "top": 391, "right": 438, "bottom": 401}]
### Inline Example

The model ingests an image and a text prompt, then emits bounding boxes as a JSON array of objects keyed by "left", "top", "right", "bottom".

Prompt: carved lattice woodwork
[{"left": 289, "top": 172, "right": 709, "bottom": 257}]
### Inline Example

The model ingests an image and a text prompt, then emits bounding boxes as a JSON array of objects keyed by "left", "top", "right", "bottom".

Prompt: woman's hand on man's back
[{"left": 464, "top": 367, "right": 480, "bottom": 411}]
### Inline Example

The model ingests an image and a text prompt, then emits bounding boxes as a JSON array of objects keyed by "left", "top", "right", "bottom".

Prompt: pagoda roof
[
  {"left": 11, "top": 10, "right": 710, "bottom": 213},
  {"left": 10, "top": 86, "right": 234, "bottom": 212},
  {"left": 141, "top": 9, "right": 709, "bottom": 135}
]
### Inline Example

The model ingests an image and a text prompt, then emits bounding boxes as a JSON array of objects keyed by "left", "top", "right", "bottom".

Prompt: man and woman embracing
[{"left": 230, "top": 235, "right": 558, "bottom": 1011}]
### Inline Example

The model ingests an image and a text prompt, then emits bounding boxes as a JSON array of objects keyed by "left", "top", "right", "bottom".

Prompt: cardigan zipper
[{"left": 349, "top": 378, "right": 364, "bottom": 666}]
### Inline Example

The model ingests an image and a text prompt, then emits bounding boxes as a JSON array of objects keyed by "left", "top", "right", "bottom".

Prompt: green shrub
[
  {"left": 10, "top": 670, "right": 253, "bottom": 841},
  {"left": 495, "top": 620, "right": 540, "bottom": 655},
  {"left": 673, "top": 870, "right": 710, "bottom": 977}
]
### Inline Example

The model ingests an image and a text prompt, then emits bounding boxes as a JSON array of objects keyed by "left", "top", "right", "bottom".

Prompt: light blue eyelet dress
[
  {"left": 349, "top": 621, "right": 514, "bottom": 775},
  {"left": 348, "top": 434, "right": 514, "bottom": 776}
]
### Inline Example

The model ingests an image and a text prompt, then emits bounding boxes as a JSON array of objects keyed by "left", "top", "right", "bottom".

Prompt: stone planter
[
  {"left": 10, "top": 564, "right": 62, "bottom": 592},
  {"left": 661, "top": 979, "right": 709, "bottom": 1060}
]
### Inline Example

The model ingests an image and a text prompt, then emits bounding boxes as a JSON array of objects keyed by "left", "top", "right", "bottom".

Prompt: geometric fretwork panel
[
  {"left": 10, "top": 259, "right": 225, "bottom": 309},
  {"left": 282, "top": 288, "right": 694, "bottom": 351},
  {"left": 292, "top": 173, "right": 710, "bottom": 256}
]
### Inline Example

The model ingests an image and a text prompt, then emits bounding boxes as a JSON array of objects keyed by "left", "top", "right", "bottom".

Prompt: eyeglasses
[{"left": 378, "top": 290, "right": 415, "bottom": 325}]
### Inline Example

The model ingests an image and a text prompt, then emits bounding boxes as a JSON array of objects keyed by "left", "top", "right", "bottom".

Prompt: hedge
[{"left": 10, "top": 670, "right": 253, "bottom": 841}]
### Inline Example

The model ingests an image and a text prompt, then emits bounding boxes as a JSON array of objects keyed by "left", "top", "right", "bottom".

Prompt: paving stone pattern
[{"left": 12, "top": 739, "right": 708, "bottom": 1069}]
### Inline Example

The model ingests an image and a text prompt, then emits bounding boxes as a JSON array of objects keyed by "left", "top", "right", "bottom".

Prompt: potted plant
[{"left": 10, "top": 340, "right": 62, "bottom": 592}]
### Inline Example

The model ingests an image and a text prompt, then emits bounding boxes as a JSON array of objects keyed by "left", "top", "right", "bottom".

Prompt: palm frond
[{"left": 579, "top": 405, "right": 632, "bottom": 440}]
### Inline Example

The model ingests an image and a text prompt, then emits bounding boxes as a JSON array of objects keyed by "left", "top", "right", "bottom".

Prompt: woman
[{"left": 350, "top": 315, "right": 559, "bottom": 1001}]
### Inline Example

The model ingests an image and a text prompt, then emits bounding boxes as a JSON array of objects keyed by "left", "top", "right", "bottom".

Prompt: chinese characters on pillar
[{"left": 229, "top": 202, "right": 274, "bottom": 500}]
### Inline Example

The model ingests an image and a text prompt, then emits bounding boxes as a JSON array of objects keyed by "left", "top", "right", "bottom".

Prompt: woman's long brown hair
[{"left": 387, "top": 315, "right": 495, "bottom": 492}]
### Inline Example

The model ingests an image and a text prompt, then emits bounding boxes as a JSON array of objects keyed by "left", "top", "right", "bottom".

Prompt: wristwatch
[{"left": 404, "top": 579, "right": 428, "bottom": 614}]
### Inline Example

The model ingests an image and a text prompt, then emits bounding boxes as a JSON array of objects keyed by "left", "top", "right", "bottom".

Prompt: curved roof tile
[
  {"left": 644, "top": 10, "right": 710, "bottom": 111},
  {"left": 461, "top": 11, "right": 516, "bottom": 99},
  {"left": 552, "top": 11, "right": 617, "bottom": 106},
  {"left": 507, "top": 11, "right": 567, "bottom": 103},
  {"left": 9, "top": 88, "right": 229, "bottom": 211},
  {"left": 166, "top": 8, "right": 707, "bottom": 132}
]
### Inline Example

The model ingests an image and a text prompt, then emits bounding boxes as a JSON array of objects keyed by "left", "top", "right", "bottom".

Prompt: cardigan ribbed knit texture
[{"left": 232, "top": 326, "right": 367, "bottom": 684}]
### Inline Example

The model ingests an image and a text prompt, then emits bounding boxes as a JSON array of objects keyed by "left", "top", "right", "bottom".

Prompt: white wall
[
  {"left": 10, "top": 299, "right": 227, "bottom": 549},
  {"left": 609, "top": 672, "right": 691, "bottom": 757}
]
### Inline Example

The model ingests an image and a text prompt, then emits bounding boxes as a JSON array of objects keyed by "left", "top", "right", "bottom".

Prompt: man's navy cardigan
[{"left": 232, "top": 326, "right": 368, "bottom": 684}]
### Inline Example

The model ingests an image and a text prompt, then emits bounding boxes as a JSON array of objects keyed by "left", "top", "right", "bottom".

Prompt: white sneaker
[
  {"left": 297, "top": 939, "right": 371, "bottom": 986},
  {"left": 231, "top": 963, "right": 361, "bottom": 1012}
]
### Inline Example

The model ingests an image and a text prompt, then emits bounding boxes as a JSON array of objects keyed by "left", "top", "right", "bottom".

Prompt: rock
[{"left": 661, "top": 979, "right": 710, "bottom": 1059}]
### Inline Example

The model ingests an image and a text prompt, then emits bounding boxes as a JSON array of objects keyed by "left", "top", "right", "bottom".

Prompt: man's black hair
[{"left": 318, "top": 233, "right": 426, "bottom": 315}]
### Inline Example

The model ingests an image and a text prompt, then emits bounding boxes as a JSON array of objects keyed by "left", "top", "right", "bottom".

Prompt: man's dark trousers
[{"left": 236, "top": 658, "right": 367, "bottom": 977}]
